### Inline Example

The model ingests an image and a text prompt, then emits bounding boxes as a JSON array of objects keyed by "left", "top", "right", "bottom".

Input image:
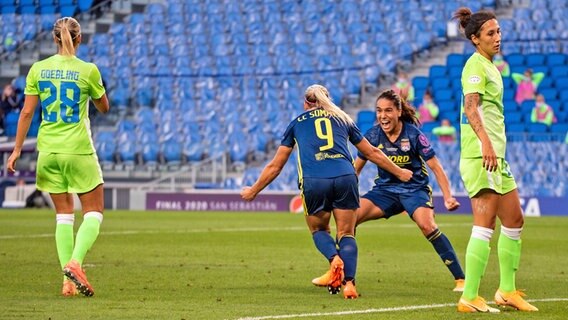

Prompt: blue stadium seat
[
  {"left": 447, "top": 66, "right": 462, "bottom": 79},
  {"left": 507, "top": 123, "right": 526, "bottom": 135},
  {"left": 546, "top": 53, "right": 567, "bottom": 66},
  {"left": 506, "top": 53, "right": 524, "bottom": 67},
  {"left": 505, "top": 111, "right": 523, "bottom": 124},
  {"left": 162, "top": 139, "right": 182, "bottom": 165},
  {"left": 429, "top": 65, "right": 447, "bottom": 78},
  {"left": 525, "top": 53, "right": 546, "bottom": 66},
  {"left": 538, "top": 77, "right": 553, "bottom": 89},
  {"left": 437, "top": 100, "right": 456, "bottom": 112},
  {"left": 60, "top": 5, "right": 77, "bottom": 17},
  {"left": 433, "top": 89, "right": 453, "bottom": 102},
  {"left": 431, "top": 78, "right": 450, "bottom": 91},
  {"left": 446, "top": 53, "right": 465, "bottom": 67},
  {"left": 520, "top": 100, "right": 536, "bottom": 114},
  {"left": 527, "top": 123, "right": 550, "bottom": 134},
  {"left": 551, "top": 66, "right": 568, "bottom": 78},
  {"left": 540, "top": 88, "right": 558, "bottom": 101},
  {"left": 504, "top": 100, "right": 518, "bottom": 113},
  {"left": 78, "top": 0, "right": 94, "bottom": 13},
  {"left": 412, "top": 76, "right": 429, "bottom": 91}
]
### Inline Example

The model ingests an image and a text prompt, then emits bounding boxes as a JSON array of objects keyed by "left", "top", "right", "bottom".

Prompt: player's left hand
[
  {"left": 240, "top": 187, "right": 257, "bottom": 201},
  {"left": 444, "top": 197, "right": 460, "bottom": 211},
  {"left": 6, "top": 150, "right": 21, "bottom": 173}
]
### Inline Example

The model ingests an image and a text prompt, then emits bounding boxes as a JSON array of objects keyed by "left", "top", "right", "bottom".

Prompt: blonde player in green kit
[
  {"left": 453, "top": 8, "right": 537, "bottom": 313},
  {"left": 7, "top": 17, "right": 109, "bottom": 297}
]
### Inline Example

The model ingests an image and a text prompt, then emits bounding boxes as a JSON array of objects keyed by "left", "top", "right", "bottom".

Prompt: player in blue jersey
[
  {"left": 241, "top": 84, "right": 412, "bottom": 299},
  {"left": 313, "top": 89, "right": 465, "bottom": 291}
]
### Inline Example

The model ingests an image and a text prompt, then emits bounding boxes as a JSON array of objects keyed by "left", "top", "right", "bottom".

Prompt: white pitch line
[
  {"left": 0, "top": 222, "right": 470, "bottom": 240},
  {"left": 233, "top": 298, "right": 568, "bottom": 320}
]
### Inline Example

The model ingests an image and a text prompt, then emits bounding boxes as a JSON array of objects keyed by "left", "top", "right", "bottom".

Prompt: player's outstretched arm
[
  {"left": 355, "top": 138, "right": 412, "bottom": 182},
  {"left": 7, "top": 95, "right": 38, "bottom": 173},
  {"left": 426, "top": 156, "right": 460, "bottom": 211},
  {"left": 241, "top": 145, "right": 293, "bottom": 201}
]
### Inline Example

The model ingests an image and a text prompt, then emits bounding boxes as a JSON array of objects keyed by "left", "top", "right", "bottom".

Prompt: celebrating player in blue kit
[
  {"left": 241, "top": 84, "right": 412, "bottom": 299},
  {"left": 313, "top": 89, "right": 465, "bottom": 291}
]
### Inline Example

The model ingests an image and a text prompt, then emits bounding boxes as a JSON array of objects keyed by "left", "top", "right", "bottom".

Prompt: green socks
[
  {"left": 498, "top": 227, "right": 522, "bottom": 293},
  {"left": 55, "top": 214, "right": 75, "bottom": 269},
  {"left": 463, "top": 235, "right": 491, "bottom": 300},
  {"left": 71, "top": 212, "right": 103, "bottom": 265}
]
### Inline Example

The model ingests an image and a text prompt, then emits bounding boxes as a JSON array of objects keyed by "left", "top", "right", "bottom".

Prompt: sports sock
[
  {"left": 71, "top": 211, "right": 103, "bottom": 265},
  {"left": 338, "top": 236, "right": 357, "bottom": 282},
  {"left": 426, "top": 229, "right": 465, "bottom": 280},
  {"left": 498, "top": 226, "right": 522, "bottom": 293},
  {"left": 312, "top": 230, "right": 338, "bottom": 261},
  {"left": 56, "top": 214, "right": 74, "bottom": 269},
  {"left": 462, "top": 226, "right": 493, "bottom": 300}
]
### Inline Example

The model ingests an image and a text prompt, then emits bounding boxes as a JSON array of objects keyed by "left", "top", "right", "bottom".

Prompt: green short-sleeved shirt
[
  {"left": 460, "top": 52, "right": 506, "bottom": 159},
  {"left": 25, "top": 55, "right": 105, "bottom": 154}
]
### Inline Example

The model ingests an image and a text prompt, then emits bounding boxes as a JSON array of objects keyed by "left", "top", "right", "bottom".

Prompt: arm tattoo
[{"left": 464, "top": 94, "right": 487, "bottom": 139}]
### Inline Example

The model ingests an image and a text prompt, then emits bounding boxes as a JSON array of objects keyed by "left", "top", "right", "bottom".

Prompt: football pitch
[{"left": 0, "top": 210, "right": 567, "bottom": 320}]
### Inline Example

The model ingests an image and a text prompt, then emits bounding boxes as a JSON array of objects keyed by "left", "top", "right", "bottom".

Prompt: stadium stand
[{"left": 0, "top": 0, "right": 567, "bottom": 197}]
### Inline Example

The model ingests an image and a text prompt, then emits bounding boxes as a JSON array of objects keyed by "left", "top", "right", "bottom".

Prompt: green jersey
[
  {"left": 25, "top": 54, "right": 105, "bottom": 154},
  {"left": 460, "top": 52, "right": 506, "bottom": 159}
]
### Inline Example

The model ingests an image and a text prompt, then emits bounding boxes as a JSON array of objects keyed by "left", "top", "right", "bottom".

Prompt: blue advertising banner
[{"left": 146, "top": 192, "right": 568, "bottom": 216}]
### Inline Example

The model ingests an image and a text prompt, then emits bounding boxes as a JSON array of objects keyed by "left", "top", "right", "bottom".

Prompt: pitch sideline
[{"left": 233, "top": 298, "right": 568, "bottom": 320}]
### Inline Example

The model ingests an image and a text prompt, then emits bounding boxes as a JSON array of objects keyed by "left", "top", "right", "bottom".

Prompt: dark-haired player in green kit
[
  {"left": 453, "top": 7, "right": 538, "bottom": 313},
  {"left": 7, "top": 17, "right": 109, "bottom": 297}
]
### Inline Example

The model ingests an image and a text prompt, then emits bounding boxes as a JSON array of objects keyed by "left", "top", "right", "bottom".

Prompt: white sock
[
  {"left": 83, "top": 211, "right": 103, "bottom": 224},
  {"left": 501, "top": 225, "right": 522, "bottom": 240},
  {"left": 56, "top": 213, "right": 74, "bottom": 225},
  {"left": 471, "top": 225, "right": 494, "bottom": 242}
]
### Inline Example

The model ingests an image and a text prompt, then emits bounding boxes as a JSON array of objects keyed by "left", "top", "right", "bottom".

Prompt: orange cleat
[
  {"left": 343, "top": 280, "right": 359, "bottom": 299},
  {"left": 62, "top": 279, "right": 78, "bottom": 297},
  {"left": 494, "top": 289, "right": 538, "bottom": 311},
  {"left": 63, "top": 260, "right": 94, "bottom": 297},
  {"left": 453, "top": 279, "right": 465, "bottom": 292},
  {"left": 457, "top": 296, "right": 500, "bottom": 313},
  {"left": 326, "top": 255, "right": 344, "bottom": 294},
  {"left": 311, "top": 270, "right": 333, "bottom": 287}
]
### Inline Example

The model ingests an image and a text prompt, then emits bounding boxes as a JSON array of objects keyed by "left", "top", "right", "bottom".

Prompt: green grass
[{"left": 0, "top": 210, "right": 567, "bottom": 320}]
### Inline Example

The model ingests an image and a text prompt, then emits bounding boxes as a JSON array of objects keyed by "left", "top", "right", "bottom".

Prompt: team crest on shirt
[{"left": 400, "top": 139, "right": 410, "bottom": 152}]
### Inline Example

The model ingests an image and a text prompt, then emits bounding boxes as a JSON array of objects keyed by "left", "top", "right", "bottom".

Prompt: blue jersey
[
  {"left": 358, "top": 122, "right": 435, "bottom": 192},
  {"left": 281, "top": 108, "right": 364, "bottom": 179}
]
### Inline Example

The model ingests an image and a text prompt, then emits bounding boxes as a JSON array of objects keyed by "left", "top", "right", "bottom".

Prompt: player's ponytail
[
  {"left": 376, "top": 89, "right": 420, "bottom": 126},
  {"left": 305, "top": 84, "right": 354, "bottom": 126},
  {"left": 453, "top": 7, "right": 496, "bottom": 45},
  {"left": 53, "top": 17, "right": 81, "bottom": 56}
]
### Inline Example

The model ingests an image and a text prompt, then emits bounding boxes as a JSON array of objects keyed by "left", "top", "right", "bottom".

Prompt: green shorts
[
  {"left": 36, "top": 152, "right": 104, "bottom": 194},
  {"left": 459, "top": 157, "right": 517, "bottom": 198}
]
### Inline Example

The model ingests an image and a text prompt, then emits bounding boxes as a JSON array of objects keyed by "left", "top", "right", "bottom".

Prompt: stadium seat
[
  {"left": 546, "top": 53, "right": 567, "bottom": 66},
  {"left": 540, "top": 88, "right": 558, "bottom": 101},
  {"left": 506, "top": 53, "right": 524, "bottom": 67},
  {"left": 78, "top": 0, "right": 94, "bottom": 13},
  {"left": 551, "top": 66, "right": 568, "bottom": 78},
  {"left": 446, "top": 53, "right": 465, "bottom": 67},
  {"left": 525, "top": 53, "right": 546, "bottom": 66},
  {"left": 429, "top": 65, "right": 447, "bottom": 78}
]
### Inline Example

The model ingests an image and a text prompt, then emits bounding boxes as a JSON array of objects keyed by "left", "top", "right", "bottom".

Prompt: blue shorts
[
  {"left": 301, "top": 174, "right": 360, "bottom": 215},
  {"left": 361, "top": 186, "right": 433, "bottom": 218}
]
